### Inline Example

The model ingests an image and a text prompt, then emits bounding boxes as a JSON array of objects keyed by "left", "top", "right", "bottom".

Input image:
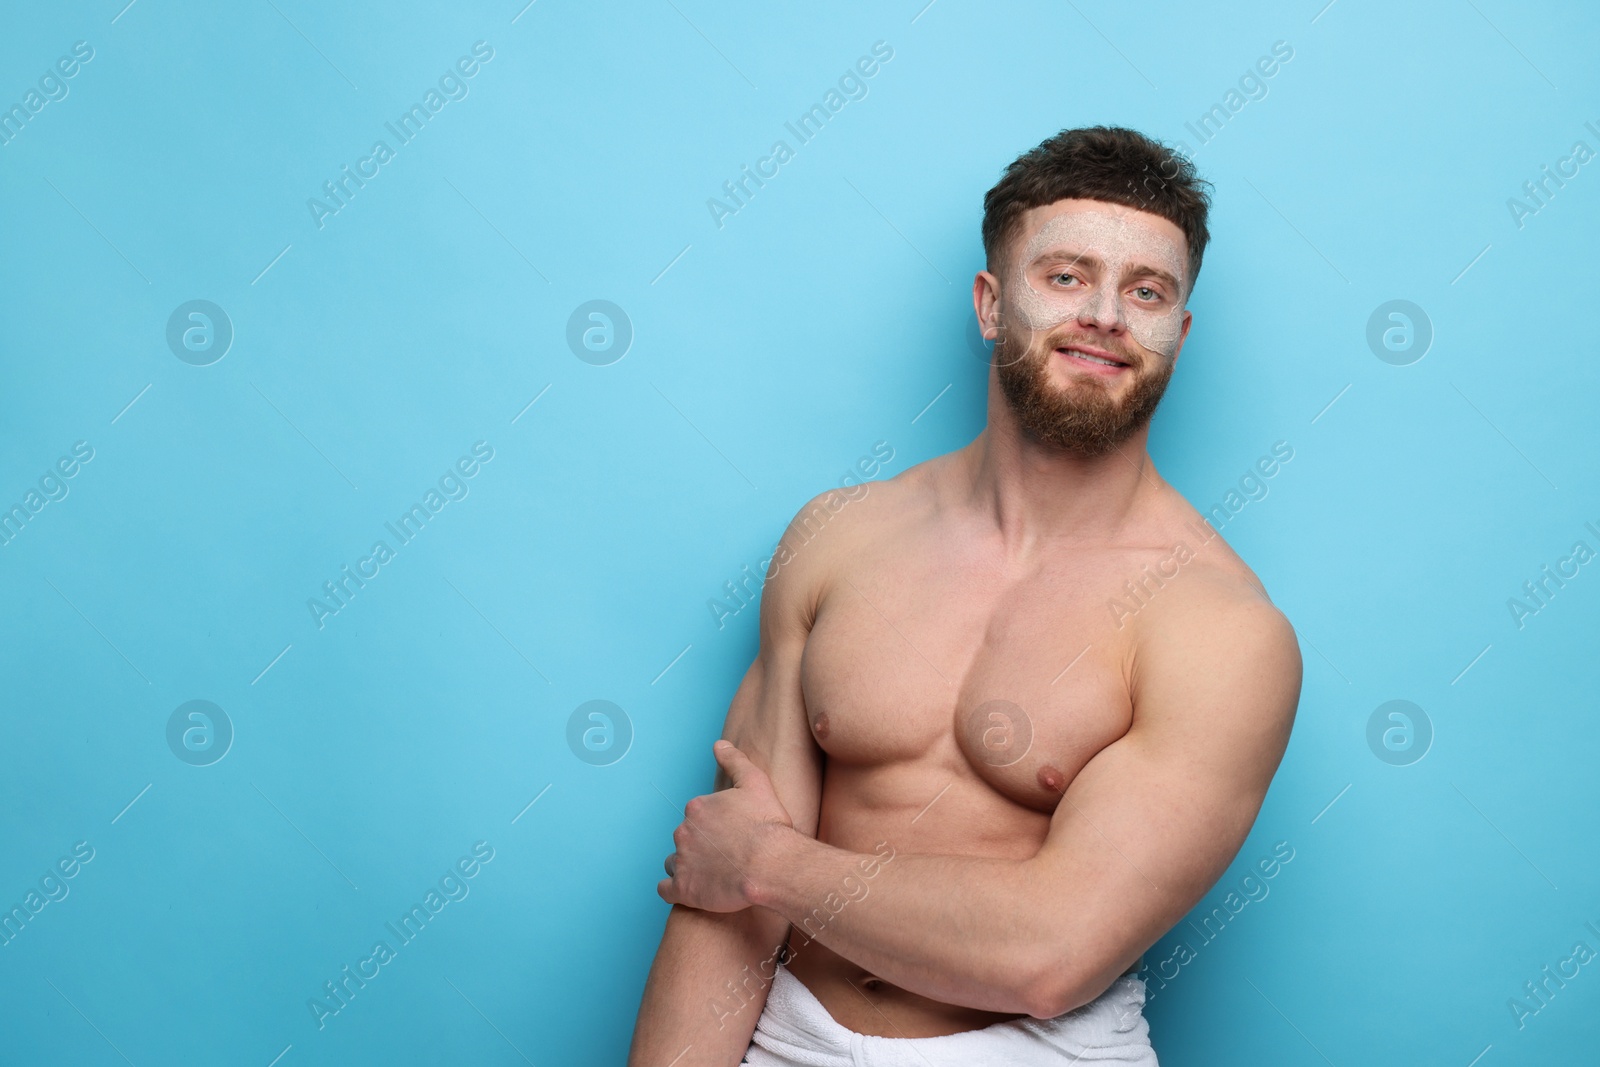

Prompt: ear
[{"left": 973, "top": 270, "right": 1003, "bottom": 342}]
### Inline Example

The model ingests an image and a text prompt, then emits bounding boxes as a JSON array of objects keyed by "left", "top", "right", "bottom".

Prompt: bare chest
[{"left": 799, "top": 549, "right": 1137, "bottom": 815}]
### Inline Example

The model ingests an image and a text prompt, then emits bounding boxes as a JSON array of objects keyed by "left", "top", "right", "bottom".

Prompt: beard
[{"left": 993, "top": 327, "right": 1175, "bottom": 457}]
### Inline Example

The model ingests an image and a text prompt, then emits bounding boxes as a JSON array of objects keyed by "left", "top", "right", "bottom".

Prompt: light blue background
[{"left": 2, "top": 1, "right": 1597, "bottom": 1063}]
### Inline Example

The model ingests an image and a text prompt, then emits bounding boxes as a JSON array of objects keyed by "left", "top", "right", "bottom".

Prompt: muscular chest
[{"left": 799, "top": 547, "right": 1136, "bottom": 814}]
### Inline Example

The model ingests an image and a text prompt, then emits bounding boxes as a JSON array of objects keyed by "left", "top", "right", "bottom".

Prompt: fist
[{"left": 657, "top": 741, "right": 793, "bottom": 912}]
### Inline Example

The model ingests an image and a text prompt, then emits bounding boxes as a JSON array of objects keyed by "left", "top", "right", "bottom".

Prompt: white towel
[{"left": 740, "top": 963, "right": 1158, "bottom": 1066}]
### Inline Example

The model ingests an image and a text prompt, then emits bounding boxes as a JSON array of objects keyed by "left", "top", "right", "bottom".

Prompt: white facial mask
[{"left": 1007, "top": 207, "right": 1187, "bottom": 358}]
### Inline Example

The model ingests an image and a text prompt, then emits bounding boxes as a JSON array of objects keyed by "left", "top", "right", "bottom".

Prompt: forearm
[
  {"left": 746, "top": 828, "right": 1062, "bottom": 1016},
  {"left": 628, "top": 903, "right": 791, "bottom": 1067}
]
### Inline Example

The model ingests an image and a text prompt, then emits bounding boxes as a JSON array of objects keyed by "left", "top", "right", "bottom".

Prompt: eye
[
  {"left": 1048, "top": 271, "right": 1082, "bottom": 287},
  {"left": 1134, "top": 285, "right": 1161, "bottom": 302}
]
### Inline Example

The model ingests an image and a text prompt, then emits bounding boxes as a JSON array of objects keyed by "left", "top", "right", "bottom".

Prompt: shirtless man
[{"left": 628, "top": 125, "right": 1302, "bottom": 1066}]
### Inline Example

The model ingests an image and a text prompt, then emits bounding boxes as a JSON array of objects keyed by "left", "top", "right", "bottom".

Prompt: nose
[{"left": 1075, "top": 284, "right": 1125, "bottom": 332}]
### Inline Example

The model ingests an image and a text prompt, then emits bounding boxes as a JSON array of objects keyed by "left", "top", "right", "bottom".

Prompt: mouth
[{"left": 1056, "top": 345, "right": 1132, "bottom": 376}]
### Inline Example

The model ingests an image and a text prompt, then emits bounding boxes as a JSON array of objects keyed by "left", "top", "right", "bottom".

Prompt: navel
[{"left": 1037, "top": 764, "right": 1067, "bottom": 793}]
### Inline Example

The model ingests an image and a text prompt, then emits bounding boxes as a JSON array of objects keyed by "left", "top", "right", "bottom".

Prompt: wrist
[{"left": 744, "top": 820, "right": 809, "bottom": 913}]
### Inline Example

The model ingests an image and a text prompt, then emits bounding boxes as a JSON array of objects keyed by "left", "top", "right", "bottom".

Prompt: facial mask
[{"left": 1008, "top": 207, "right": 1187, "bottom": 358}]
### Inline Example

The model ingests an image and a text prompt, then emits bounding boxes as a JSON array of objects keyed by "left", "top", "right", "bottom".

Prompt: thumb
[{"left": 713, "top": 740, "right": 763, "bottom": 789}]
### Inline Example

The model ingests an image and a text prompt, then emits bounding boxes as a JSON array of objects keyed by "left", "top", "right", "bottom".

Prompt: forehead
[{"left": 1015, "top": 199, "right": 1187, "bottom": 274}]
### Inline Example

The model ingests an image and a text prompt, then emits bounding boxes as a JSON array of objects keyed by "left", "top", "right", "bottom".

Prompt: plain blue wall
[{"left": 2, "top": 1, "right": 1597, "bottom": 1063}]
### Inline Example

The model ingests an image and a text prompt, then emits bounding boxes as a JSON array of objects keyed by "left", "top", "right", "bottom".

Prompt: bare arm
[
  {"left": 734, "top": 585, "right": 1302, "bottom": 1018},
  {"left": 627, "top": 498, "right": 832, "bottom": 1067}
]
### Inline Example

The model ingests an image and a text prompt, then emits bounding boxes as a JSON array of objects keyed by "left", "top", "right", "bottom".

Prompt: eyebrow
[{"left": 1031, "top": 246, "right": 1182, "bottom": 295}]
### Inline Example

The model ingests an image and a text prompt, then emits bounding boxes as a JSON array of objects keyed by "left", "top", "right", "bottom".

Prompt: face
[{"left": 987, "top": 199, "right": 1191, "bottom": 456}]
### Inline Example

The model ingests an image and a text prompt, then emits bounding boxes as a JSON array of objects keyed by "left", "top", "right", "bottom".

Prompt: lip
[{"left": 1056, "top": 345, "right": 1131, "bottom": 376}]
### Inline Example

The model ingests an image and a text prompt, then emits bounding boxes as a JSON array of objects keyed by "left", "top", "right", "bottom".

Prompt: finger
[
  {"left": 656, "top": 878, "right": 674, "bottom": 903},
  {"left": 663, "top": 854, "right": 676, "bottom": 877},
  {"left": 712, "top": 739, "right": 759, "bottom": 787}
]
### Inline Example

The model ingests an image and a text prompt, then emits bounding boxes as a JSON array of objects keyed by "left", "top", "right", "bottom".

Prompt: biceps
[
  {"left": 1037, "top": 733, "right": 1270, "bottom": 955},
  {"left": 718, "top": 648, "right": 824, "bottom": 838}
]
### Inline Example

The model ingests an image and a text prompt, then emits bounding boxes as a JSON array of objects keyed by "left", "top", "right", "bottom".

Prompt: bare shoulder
[
  {"left": 765, "top": 455, "right": 940, "bottom": 627},
  {"left": 1130, "top": 498, "right": 1303, "bottom": 756}
]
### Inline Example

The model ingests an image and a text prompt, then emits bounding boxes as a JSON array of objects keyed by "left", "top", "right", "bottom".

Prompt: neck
[{"left": 958, "top": 369, "right": 1161, "bottom": 556}]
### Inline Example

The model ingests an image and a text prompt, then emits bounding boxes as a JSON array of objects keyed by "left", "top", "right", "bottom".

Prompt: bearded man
[{"left": 629, "top": 125, "right": 1302, "bottom": 1067}]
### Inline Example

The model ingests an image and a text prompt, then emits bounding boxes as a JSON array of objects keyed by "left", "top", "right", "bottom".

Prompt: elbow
[
  {"left": 1021, "top": 981, "right": 1078, "bottom": 1022},
  {"left": 1013, "top": 876, "right": 1103, "bottom": 1018},
  {"left": 1021, "top": 989, "right": 1064, "bottom": 1022},
  {"left": 1023, "top": 978, "right": 1102, "bottom": 1021},
  {"left": 1019, "top": 935, "right": 1134, "bottom": 1020},
  {"left": 1024, "top": 959, "right": 1141, "bottom": 1021},
  {"left": 1017, "top": 947, "right": 1088, "bottom": 1020},
  {"left": 1024, "top": 985, "right": 1075, "bottom": 1017}
]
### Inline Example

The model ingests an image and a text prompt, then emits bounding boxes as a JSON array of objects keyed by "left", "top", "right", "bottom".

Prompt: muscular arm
[
  {"left": 627, "top": 499, "right": 831, "bottom": 1067},
  {"left": 739, "top": 586, "right": 1302, "bottom": 1019}
]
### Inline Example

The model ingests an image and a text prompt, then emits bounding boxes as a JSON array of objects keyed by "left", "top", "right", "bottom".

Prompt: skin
[
  {"left": 628, "top": 198, "right": 1302, "bottom": 1062},
  {"left": 1011, "top": 204, "right": 1188, "bottom": 358}
]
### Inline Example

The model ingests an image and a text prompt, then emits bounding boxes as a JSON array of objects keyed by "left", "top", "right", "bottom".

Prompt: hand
[{"left": 657, "top": 740, "right": 793, "bottom": 912}]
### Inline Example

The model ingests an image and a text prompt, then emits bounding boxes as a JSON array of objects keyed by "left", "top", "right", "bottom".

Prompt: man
[{"left": 629, "top": 125, "right": 1302, "bottom": 1066}]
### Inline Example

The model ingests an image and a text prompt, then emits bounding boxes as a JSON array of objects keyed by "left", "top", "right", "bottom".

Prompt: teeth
[{"left": 1067, "top": 349, "right": 1120, "bottom": 367}]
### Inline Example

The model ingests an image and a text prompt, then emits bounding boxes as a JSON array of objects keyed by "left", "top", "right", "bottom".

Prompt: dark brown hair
[{"left": 982, "top": 126, "right": 1212, "bottom": 299}]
